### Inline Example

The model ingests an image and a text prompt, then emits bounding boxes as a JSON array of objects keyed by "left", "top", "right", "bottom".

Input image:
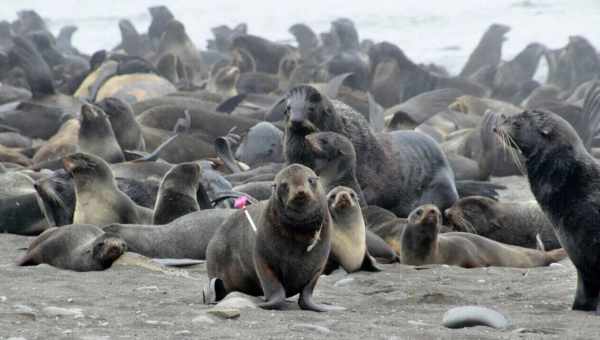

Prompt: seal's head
[
  {"left": 445, "top": 196, "right": 497, "bottom": 234},
  {"left": 408, "top": 204, "right": 441, "bottom": 232},
  {"left": 327, "top": 186, "right": 360, "bottom": 224},
  {"left": 93, "top": 233, "right": 127, "bottom": 268},
  {"left": 494, "top": 109, "right": 582, "bottom": 159},
  {"left": 96, "top": 97, "right": 133, "bottom": 122},
  {"left": 285, "top": 85, "right": 333, "bottom": 133},
  {"left": 272, "top": 164, "right": 325, "bottom": 232},
  {"left": 63, "top": 152, "right": 112, "bottom": 185},
  {"left": 161, "top": 162, "right": 201, "bottom": 195}
]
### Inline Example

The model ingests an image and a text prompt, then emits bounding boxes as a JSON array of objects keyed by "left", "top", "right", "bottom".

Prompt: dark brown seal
[
  {"left": 206, "top": 164, "right": 342, "bottom": 311},
  {"left": 495, "top": 108, "right": 600, "bottom": 311}
]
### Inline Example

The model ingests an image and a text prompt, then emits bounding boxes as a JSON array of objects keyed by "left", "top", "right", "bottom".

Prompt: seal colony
[{"left": 0, "top": 5, "right": 598, "bottom": 335}]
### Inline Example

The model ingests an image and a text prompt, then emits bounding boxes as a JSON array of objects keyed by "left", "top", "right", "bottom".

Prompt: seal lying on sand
[
  {"left": 17, "top": 224, "right": 126, "bottom": 271},
  {"left": 495, "top": 109, "right": 600, "bottom": 311},
  {"left": 400, "top": 204, "right": 567, "bottom": 268},
  {"left": 445, "top": 196, "right": 561, "bottom": 250},
  {"left": 206, "top": 164, "right": 342, "bottom": 311}
]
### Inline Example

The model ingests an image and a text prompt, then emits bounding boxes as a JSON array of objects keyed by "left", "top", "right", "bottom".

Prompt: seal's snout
[
  {"left": 333, "top": 192, "right": 353, "bottom": 210},
  {"left": 423, "top": 208, "right": 438, "bottom": 225}
]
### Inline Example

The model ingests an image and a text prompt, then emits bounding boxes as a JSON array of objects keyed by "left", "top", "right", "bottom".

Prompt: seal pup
[
  {"left": 206, "top": 164, "right": 342, "bottom": 311},
  {"left": 400, "top": 204, "right": 567, "bottom": 268},
  {"left": 17, "top": 224, "right": 126, "bottom": 271},
  {"left": 326, "top": 186, "right": 379, "bottom": 273},
  {"left": 153, "top": 162, "right": 202, "bottom": 225},
  {"left": 64, "top": 152, "right": 153, "bottom": 225},
  {"left": 445, "top": 196, "right": 560, "bottom": 250},
  {"left": 78, "top": 103, "right": 125, "bottom": 163},
  {"left": 495, "top": 109, "right": 600, "bottom": 311}
]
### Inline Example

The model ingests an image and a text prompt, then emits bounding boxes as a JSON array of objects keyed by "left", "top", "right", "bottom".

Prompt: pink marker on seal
[{"left": 234, "top": 196, "right": 257, "bottom": 233}]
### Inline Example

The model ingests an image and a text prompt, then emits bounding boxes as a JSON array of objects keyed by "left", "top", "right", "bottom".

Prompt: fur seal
[
  {"left": 78, "top": 103, "right": 125, "bottom": 163},
  {"left": 495, "top": 109, "right": 600, "bottom": 311},
  {"left": 400, "top": 204, "right": 567, "bottom": 268},
  {"left": 64, "top": 152, "right": 153, "bottom": 225},
  {"left": 326, "top": 186, "right": 379, "bottom": 273},
  {"left": 445, "top": 196, "right": 560, "bottom": 250},
  {"left": 0, "top": 171, "right": 54, "bottom": 235},
  {"left": 235, "top": 122, "right": 284, "bottom": 168},
  {"left": 17, "top": 224, "right": 126, "bottom": 271},
  {"left": 153, "top": 162, "right": 202, "bottom": 225},
  {"left": 284, "top": 85, "right": 460, "bottom": 216},
  {"left": 460, "top": 24, "right": 510, "bottom": 77},
  {"left": 96, "top": 97, "right": 146, "bottom": 151},
  {"left": 103, "top": 208, "right": 235, "bottom": 259},
  {"left": 155, "top": 20, "right": 205, "bottom": 80},
  {"left": 206, "top": 164, "right": 342, "bottom": 311}
]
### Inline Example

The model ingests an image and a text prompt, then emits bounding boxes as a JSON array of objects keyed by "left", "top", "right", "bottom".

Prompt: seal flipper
[
  {"left": 215, "top": 134, "right": 243, "bottom": 173},
  {"left": 325, "top": 72, "right": 353, "bottom": 99},
  {"left": 16, "top": 227, "right": 60, "bottom": 266},
  {"left": 360, "top": 252, "right": 382, "bottom": 272},
  {"left": 366, "top": 230, "right": 400, "bottom": 263},
  {"left": 203, "top": 277, "right": 227, "bottom": 304},
  {"left": 578, "top": 81, "right": 600, "bottom": 149},
  {"left": 255, "top": 255, "right": 287, "bottom": 310},
  {"left": 298, "top": 269, "right": 345, "bottom": 312},
  {"left": 368, "top": 93, "right": 385, "bottom": 132},
  {"left": 216, "top": 94, "right": 247, "bottom": 114}
]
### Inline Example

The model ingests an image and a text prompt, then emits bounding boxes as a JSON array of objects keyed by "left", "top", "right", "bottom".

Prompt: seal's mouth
[
  {"left": 305, "top": 134, "right": 324, "bottom": 154},
  {"left": 62, "top": 157, "right": 77, "bottom": 173}
]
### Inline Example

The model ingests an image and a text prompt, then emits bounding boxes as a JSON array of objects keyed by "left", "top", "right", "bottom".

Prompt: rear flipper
[
  {"left": 366, "top": 230, "right": 400, "bottom": 263},
  {"left": 202, "top": 277, "right": 227, "bottom": 305}
]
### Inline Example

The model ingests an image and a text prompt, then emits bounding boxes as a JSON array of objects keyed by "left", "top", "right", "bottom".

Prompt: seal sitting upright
[
  {"left": 206, "top": 164, "right": 342, "bottom": 312},
  {"left": 495, "top": 109, "right": 600, "bottom": 312}
]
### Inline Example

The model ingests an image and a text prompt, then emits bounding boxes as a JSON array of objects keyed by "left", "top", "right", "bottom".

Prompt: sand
[{"left": 1, "top": 176, "right": 599, "bottom": 340}]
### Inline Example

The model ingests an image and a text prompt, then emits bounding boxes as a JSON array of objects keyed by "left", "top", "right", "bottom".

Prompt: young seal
[
  {"left": 326, "top": 186, "right": 379, "bottom": 273},
  {"left": 400, "top": 204, "right": 567, "bottom": 268},
  {"left": 78, "top": 103, "right": 125, "bottom": 163},
  {"left": 153, "top": 162, "right": 202, "bottom": 225},
  {"left": 445, "top": 196, "right": 561, "bottom": 250},
  {"left": 206, "top": 164, "right": 342, "bottom": 311},
  {"left": 495, "top": 109, "right": 600, "bottom": 311},
  {"left": 17, "top": 224, "right": 126, "bottom": 272},
  {"left": 64, "top": 152, "right": 153, "bottom": 225}
]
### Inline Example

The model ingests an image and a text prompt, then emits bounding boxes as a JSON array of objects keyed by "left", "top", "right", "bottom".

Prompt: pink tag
[{"left": 234, "top": 196, "right": 248, "bottom": 209}]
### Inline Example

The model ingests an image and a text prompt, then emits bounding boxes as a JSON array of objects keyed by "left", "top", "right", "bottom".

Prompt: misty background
[{"left": 0, "top": 0, "right": 598, "bottom": 76}]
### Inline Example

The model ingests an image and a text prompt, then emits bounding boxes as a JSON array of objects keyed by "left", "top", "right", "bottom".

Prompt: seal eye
[
  {"left": 415, "top": 209, "right": 423, "bottom": 217},
  {"left": 308, "top": 177, "right": 318, "bottom": 186}
]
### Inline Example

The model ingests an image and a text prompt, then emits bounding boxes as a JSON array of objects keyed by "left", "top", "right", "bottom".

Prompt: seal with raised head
[
  {"left": 284, "top": 84, "right": 460, "bottom": 216},
  {"left": 445, "top": 196, "right": 560, "bottom": 250},
  {"left": 400, "top": 204, "right": 567, "bottom": 268},
  {"left": 96, "top": 97, "right": 146, "bottom": 152},
  {"left": 153, "top": 162, "right": 202, "bottom": 225},
  {"left": 495, "top": 109, "right": 600, "bottom": 311},
  {"left": 17, "top": 224, "right": 126, "bottom": 271},
  {"left": 78, "top": 103, "right": 125, "bottom": 163},
  {"left": 206, "top": 164, "right": 342, "bottom": 311},
  {"left": 64, "top": 152, "right": 153, "bottom": 225}
]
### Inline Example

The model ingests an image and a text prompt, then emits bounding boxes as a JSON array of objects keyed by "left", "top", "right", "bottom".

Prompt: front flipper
[
  {"left": 255, "top": 255, "right": 287, "bottom": 310},
  {"left": 299, "top": 272, "right": 345, "bottom": 312},
  {"left": 572, "top": 270, "right": 600, "bottom": 312},
  {"left": 360, "top": 252, "right": 382, "bottom": 272}
]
